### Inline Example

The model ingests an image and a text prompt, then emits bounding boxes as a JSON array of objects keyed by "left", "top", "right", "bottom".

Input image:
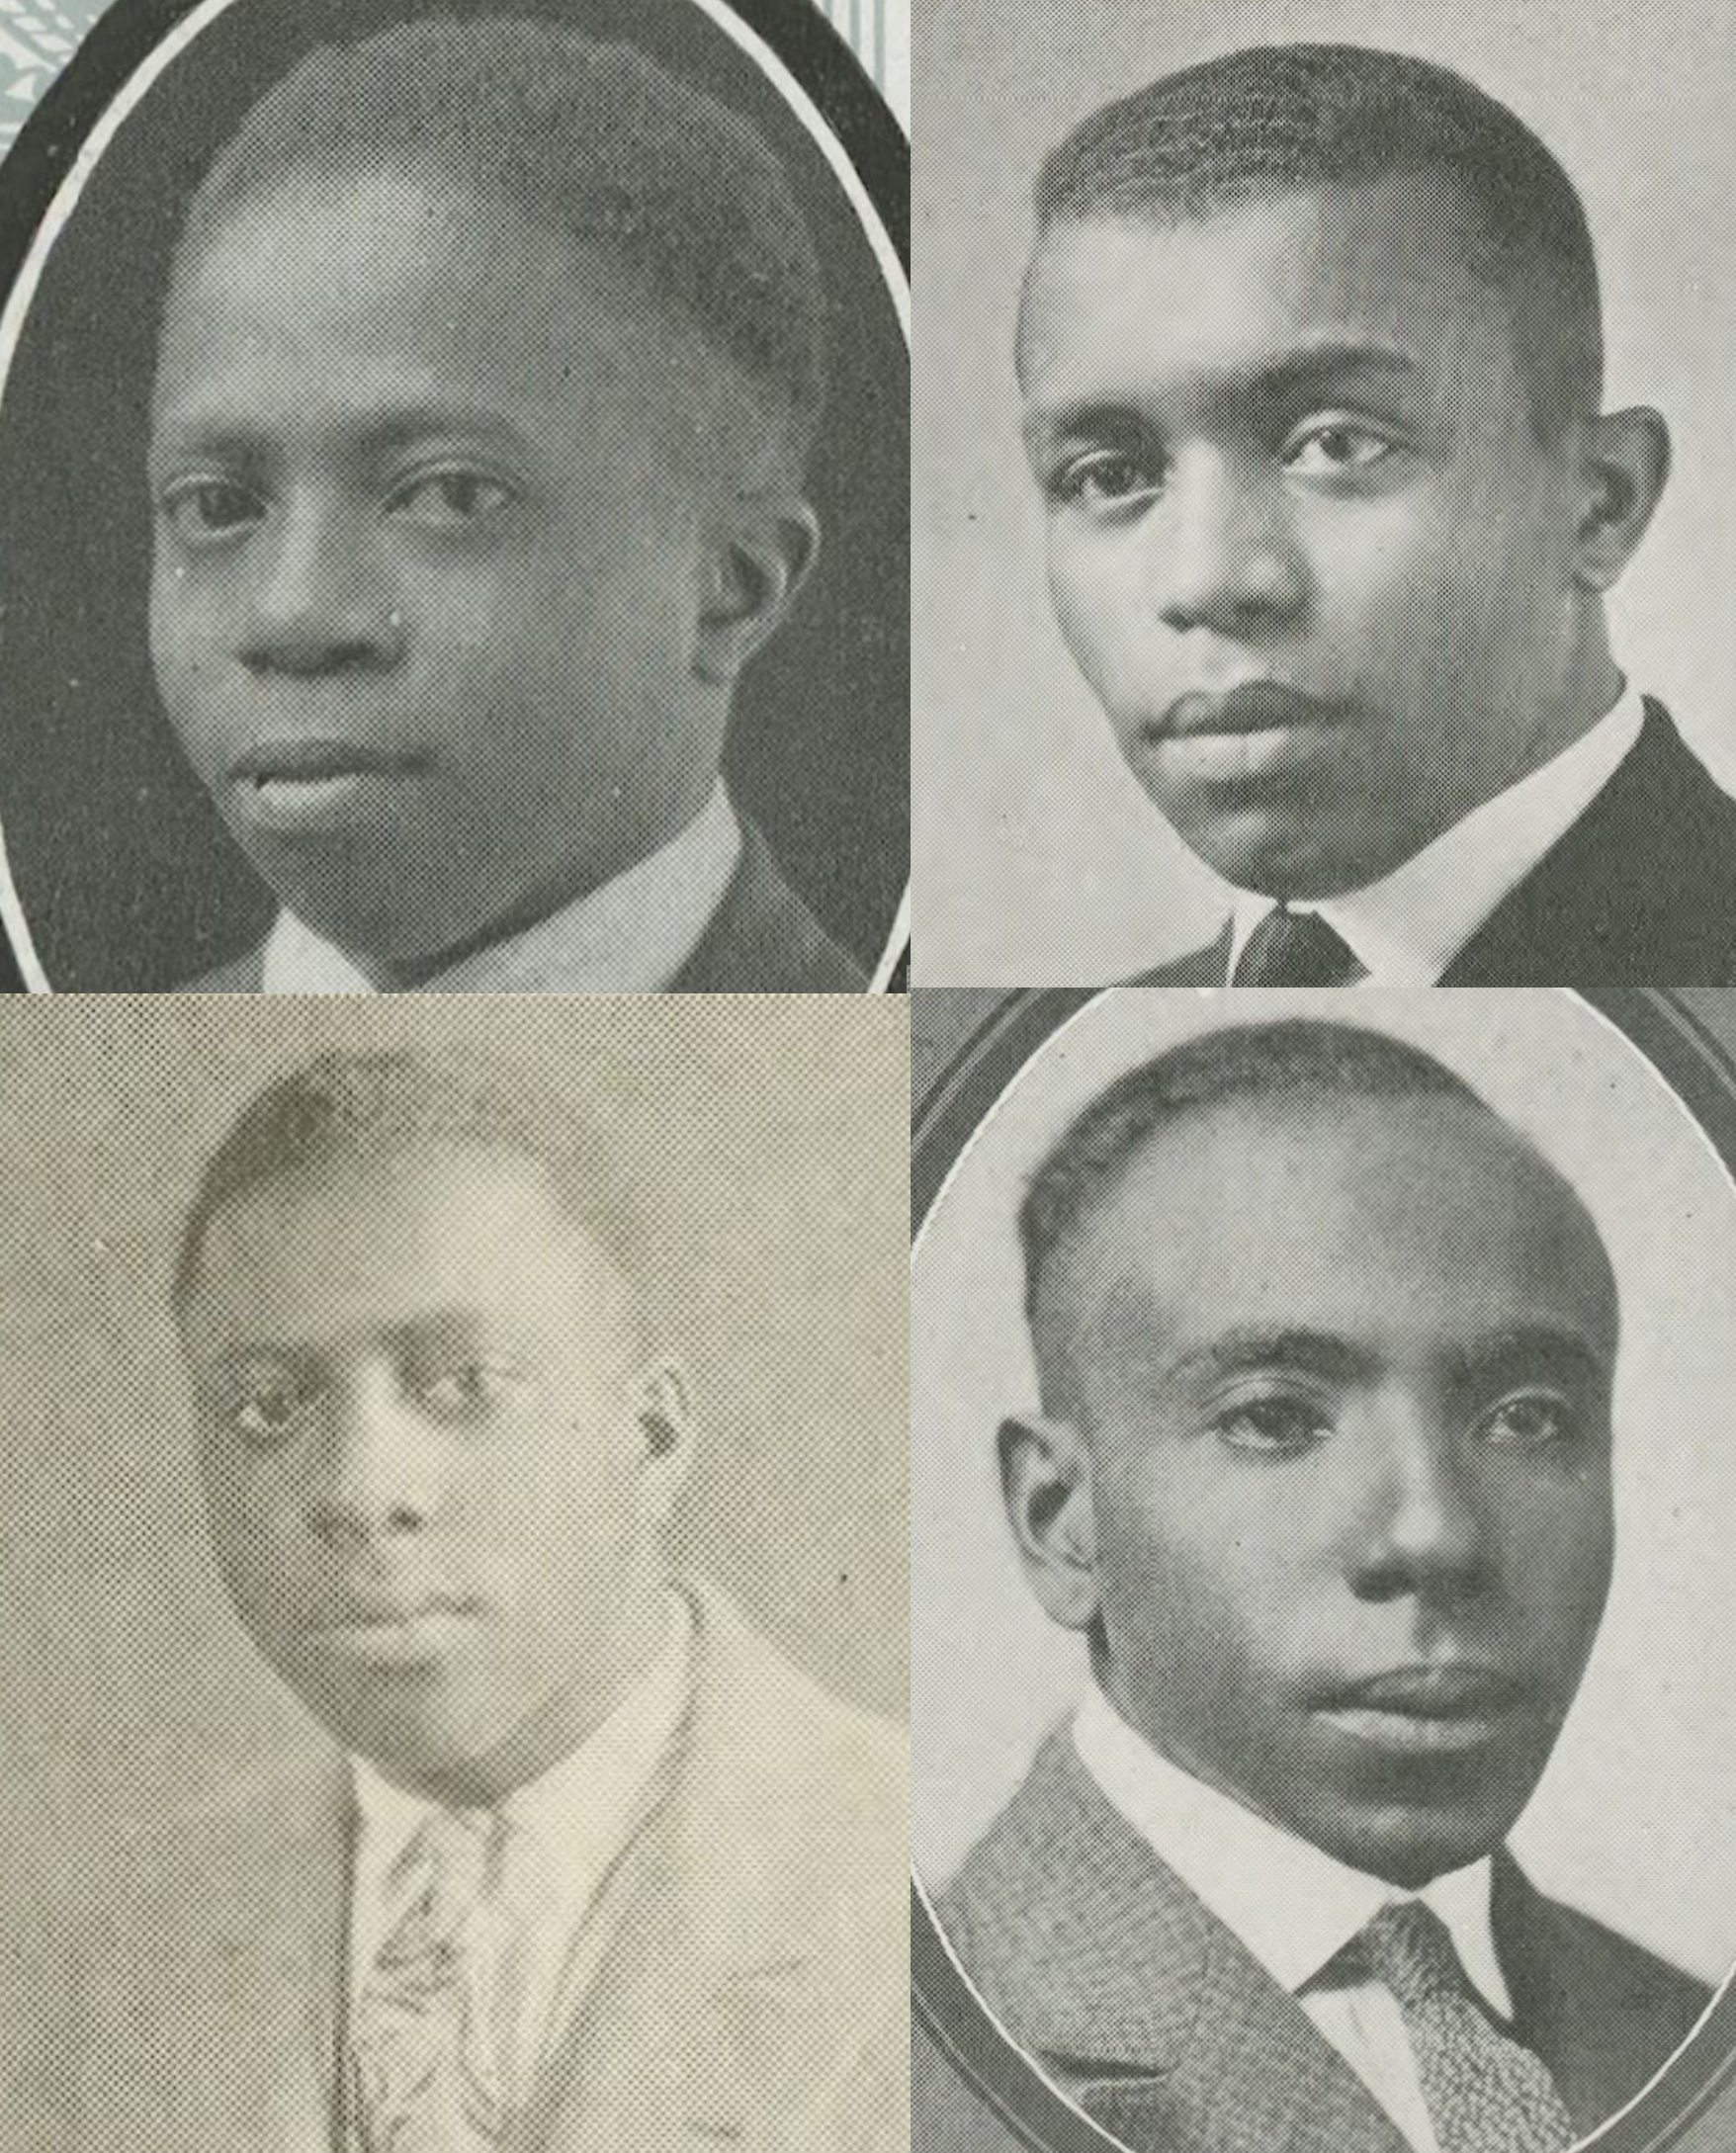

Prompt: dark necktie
[
  {"left": 1358, "top": 1899, "right": 1576, "bottom": 2153},
  {"left": 1232, "top": 906, "right": 1367, "bottom": 986}
]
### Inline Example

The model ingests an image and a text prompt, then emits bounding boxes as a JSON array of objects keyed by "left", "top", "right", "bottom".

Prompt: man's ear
[
  {"left": 1572, "top": 406, "right": 1671, "bottom": 592},
  {"left": 998, "top": 1412, "right": 1101, "bottom": 1632},
  {"left": 630, "top": 1355, "right": 694, "bottom": 1522},
  {"left": 693, "top": 492, "right": 820, "bottom": 688}
]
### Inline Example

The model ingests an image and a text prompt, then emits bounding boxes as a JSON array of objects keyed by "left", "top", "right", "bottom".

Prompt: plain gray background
[
  {"left": 912, "top": 0, "right": 1736, "bottom": 985},
  {"left": 0, "top": 995, "right": 909, "bottom": 1878},
  {"left": 913, "top": 990, "right": 1736, "bottom": 1982}
]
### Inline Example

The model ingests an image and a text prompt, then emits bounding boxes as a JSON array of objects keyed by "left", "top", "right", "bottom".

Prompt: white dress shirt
[
  {"left": 1074, "top": 1683, "right": 1513, "bottom": 2153},
  {"left": 348, "top": 1593, "right": 692, "bottom": 2112},
  {"left": 262, "top": 783, "right": 741, "bottom": 992},
  {"left": 1227, "top": 682, "right": 1648, "bottom": 985}
]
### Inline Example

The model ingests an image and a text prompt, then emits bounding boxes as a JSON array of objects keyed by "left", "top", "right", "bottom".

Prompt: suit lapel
[
  {"left": 521, "top": 1594, "right": 825, "bottom": 2153},
  {"left": 1440, "top": 700, "right": 1736, "bottom": 984},
  {"left": 950, "top": 1735, "right": 1409, "bottom": 2153},
  {"left": 95, "top": 1758, "right": 354, "bottom": 2152},
  {"left": 1125, "top": 919, "right": 1231, "bottom": 987}
]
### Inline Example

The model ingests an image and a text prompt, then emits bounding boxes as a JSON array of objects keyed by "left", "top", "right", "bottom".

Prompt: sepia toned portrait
[
  {"left": 913, "top": 3, "right": 1736, "bottom": 989},
  {"left": 0, "top": 0, "right": 908, "bottom": 990},
  {"left": 912, "top": 988, "right": 1736, "bottom": 2153},
  {"left": 0, "top": 993, "right": 909, "bottom": 2151}
]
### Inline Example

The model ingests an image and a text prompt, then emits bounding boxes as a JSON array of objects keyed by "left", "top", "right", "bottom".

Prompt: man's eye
[
  {"left": 414, "top": 1361, "right": 513, "bottom": 1421},
  {"left": 387, "top": 470, "right": 515, "bottom": 527},
  {"left": 1051, "top": 449, "right": 1163, "bottom": 510},
  {"left": 1210, "top": 1395, "right": 1332, "bottom": 1456},
  {"left": 1284, "top": 422, "right": 1394, "bottom": 476},
  {"left": 226, "top": 1381, "right": 313, "bottom": 1447},
  {"left": 160, "top": 479, "right": 264, "bottom": 543},
  {"left": 1481, "top": 1392, "right": 1578, "bottom": 1452}
]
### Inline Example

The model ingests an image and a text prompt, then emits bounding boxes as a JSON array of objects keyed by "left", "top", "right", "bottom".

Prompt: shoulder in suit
[
  {"left": 176, "top": 818, "right": 866, "bottom": 991},
  {"left": 5, "top": 1579, "right": 907, "bottom": 2153},
  {"left": 1124, "top": 703, "right": 1736, "bottom": 988},
  {"left": 936, "top": 1726, "right": 1708, "bottom": 2153},
  {"left": 671, "top": 818, "right": 866, "bottom": 991}
]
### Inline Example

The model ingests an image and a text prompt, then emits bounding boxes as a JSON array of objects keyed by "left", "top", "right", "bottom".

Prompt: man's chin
[{"left": 1138, "top": 784, "right": 1408, "bottom": 904}]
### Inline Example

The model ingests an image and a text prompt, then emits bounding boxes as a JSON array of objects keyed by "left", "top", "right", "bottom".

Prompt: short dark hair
[
  {"left": 169, "top": 14, "right": 826, "bottom": 461},
  {"left": 174, "top": 1045, "right": 644, "bottom": 1310},
  {"left": 1030, "top": 43, "right": 1604, "bottom": 438},
  {"left": 1020, "top": 1019, "right": 1502, "bottom": 1413}
]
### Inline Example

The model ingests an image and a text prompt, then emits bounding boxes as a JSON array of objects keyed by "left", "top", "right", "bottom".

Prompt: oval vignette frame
[
  {"left": 911, "top": 988, "right": 1736, "bottom": 2153},
  {"left": 0, "top": 0, "right": 909, "bottom": 993}
]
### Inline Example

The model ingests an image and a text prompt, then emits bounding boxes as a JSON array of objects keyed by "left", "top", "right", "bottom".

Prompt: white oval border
[
  {"left": 0, "top": 0, "right": 911, "bottom": 993},
  {"left": 910, "top": 986, "right": 1736, "bottom": 2153}
]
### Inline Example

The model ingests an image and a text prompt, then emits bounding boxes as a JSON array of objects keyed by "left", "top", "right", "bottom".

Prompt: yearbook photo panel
[
  {"left": 913, "top": 1, "right": 1736, "bottom": 988},
  {"left": 0, "top": 991, "right": 910, "bottom": 2152},
  {"left": 0, "top": 0, "right": 909, "bottom": 991},
  {"left": 913, "top": 987, "right": 1736, "bottom": 2153}
]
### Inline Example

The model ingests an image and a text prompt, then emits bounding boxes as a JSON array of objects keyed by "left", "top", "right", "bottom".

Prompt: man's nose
[
  {"left": 237, "top": 497, "right": 404, "bottom": 677},
  {"left": 1151, "top": 449, "right": 1307, "bottom": 637},
  {"left": 1341, "top": 1395, "right": 1491, "bottom": 1602},
  {"left": 304, "top": 1364, "right": 440, "bottom": 1548}
]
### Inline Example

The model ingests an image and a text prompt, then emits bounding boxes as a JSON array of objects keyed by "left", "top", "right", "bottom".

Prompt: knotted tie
[
  {"left": 348, "top": 1807, "right": 508, "bottom": 2152},
  {"left": 1359, "top": 1900, "right": 1577, "bottom": 2153},
  {"left": 1232, "top": 906, "right": 1367, "bottom": 985}
]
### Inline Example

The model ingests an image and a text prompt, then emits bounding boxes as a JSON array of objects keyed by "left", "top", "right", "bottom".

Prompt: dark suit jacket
[
  {"left": 938, "top": 1728, "right": 1708, "bottom": 2153},
  {"left": 2, "top": 1583, "right": 907, "bottom": 2153},
  {"left": 179, "top": 818, "right": 866, "bottom": 992},
  {"left": 1131, "top": 702, "right": 1736, "bottom": 987}
]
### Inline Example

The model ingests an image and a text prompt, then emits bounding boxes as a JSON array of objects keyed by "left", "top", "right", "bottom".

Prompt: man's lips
[
  {"left": 1312, "top": 1665, "right": 1530, "bottom": 1756},
  {"left": 1152, "top": 682, "right": 1341, "bottom": 740},
  {"left": 229, "top": 736, "right": 430, "bottom": 785},
  {"left": 1317, "top": 1665, "right": 1527, "bottom": 1716}
]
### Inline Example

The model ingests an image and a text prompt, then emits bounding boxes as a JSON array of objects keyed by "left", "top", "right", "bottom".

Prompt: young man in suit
[
  {"left": 151, "top": 17, "right": 863, "bottom": 991},
  {"left": 6, "top": 1049, "right": 904, "bottom": 2151},
  {"left": 940, "top": 1019, "right": 1708, "bottom": 2153},
  {"left": 1018, "top": 43, "right": 1736, "bottom": 985}
]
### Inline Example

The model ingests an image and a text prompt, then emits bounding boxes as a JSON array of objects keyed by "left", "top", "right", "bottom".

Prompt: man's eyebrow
[
  {"left": 1444, "top": 1326, "right": 1611, "bottom": 1388},
  {"left": 1023, "top": 339, "right": 1421, "bottom": 447},
  {"left": 148, "top": 403, "right": 539, "bottom": 466},
  {"left": 1166, "top": 1328, "right": 1377, "bottom": 1386}
]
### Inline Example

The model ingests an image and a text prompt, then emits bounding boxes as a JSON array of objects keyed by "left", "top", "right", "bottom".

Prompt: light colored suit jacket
[
  {"left": 4, "top": 1583, "right": 906, "bottom": 2153},
  {"left": 935, "top": 1727, "right": 1708, "bottom": 2153}
]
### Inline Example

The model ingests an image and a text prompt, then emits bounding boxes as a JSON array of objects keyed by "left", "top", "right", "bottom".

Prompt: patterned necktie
[
  {"left": 1359, "top": 1899, "right": 1577, "bottom": 2153},
  {"left": 348, "top": 1807, "right": 508, "bottom": 2152},
  {"left": 1232, "top": 906, "right": 1367, "bottom": 985}
]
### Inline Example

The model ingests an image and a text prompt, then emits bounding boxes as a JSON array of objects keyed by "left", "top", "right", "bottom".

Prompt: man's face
[
  {"left": 178, "top": 1146, "right": 676, "bottom": 1801},
  {"left": 1019, "top": 175, "right": 1592, "bottom": 899},
  {"left": 1046, "top": 1094, "right": 1617, "bottom": 1884},
  {"left": 150, "top": 170, "right": 731, "bottom": 968}
]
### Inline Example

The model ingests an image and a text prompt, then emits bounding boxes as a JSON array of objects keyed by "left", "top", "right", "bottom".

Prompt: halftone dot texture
[
  {"left": 1034, "top": 40, "right": 1605, "bottom": 445},
  {"left": 177, "top": 16, "right": 828, "bottom": 452},
  {"left": 0, "top": 0, "right": 84, "bottom": 147},
  {"left": 0, "top": 993, "right": 910, "bottom": 2147},
  {"left": 0, "top": 0, "right": 909, "bottom": 990},
  {"left": 1359, "top": 1900, "right": 1577, "bottom": 2152}
]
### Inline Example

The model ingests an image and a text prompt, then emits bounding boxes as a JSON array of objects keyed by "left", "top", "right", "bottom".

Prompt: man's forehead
[
  {"left": 187, "top": 1144, "right": 631, "bottom": 1305},
  {"left": 1017, "top": 171, "right": 1510, "bottom": 402},
  {"left": 1049, "top": 1090, "right": 1615, "bottom": 1338},
  {"left": 156, "top": 165, "right": 780, "bottom": 478}
]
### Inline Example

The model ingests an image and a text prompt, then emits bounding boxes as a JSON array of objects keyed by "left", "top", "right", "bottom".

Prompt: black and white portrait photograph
[
  {"left": 912, "top": 988, "right": 1736, "bottom": 2153},
  {"left": 0, "top": 992, "right": 910, "bottom": 2151},
  {"left": 913, "top": 3, "right": 1736, "bottom": 988},
  {"left": 0, "top": 0, "right": 909, "bottom": 990}
]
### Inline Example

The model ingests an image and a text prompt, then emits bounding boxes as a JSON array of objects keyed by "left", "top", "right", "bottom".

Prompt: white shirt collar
[
  {"left": 1073, "top": 1681, "right": 1512, "bottom": 2019},
  {"left": 1227, "top": 683, "right": 1647, "bottom": 986},
  {"left": 262, "top": 784, "right": 741, "bottom": 993},
  {"left": 350, "top": 1590, "right": 692, "bottom": 1945}
]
